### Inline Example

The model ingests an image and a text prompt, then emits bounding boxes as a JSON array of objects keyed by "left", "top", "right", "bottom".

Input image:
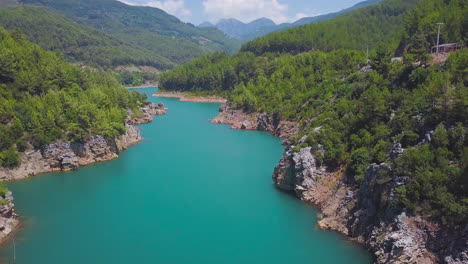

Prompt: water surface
[{"left": 0, "top": 88, "right": 371, "bottom": 263}]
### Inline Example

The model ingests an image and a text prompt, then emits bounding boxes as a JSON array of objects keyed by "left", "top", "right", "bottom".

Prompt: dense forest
[
  {"left": 0, "top": 27, "right": 147, "bottom": 168},
  {"left": 159, "top": 0, "right": 468, "bottom": 225}
]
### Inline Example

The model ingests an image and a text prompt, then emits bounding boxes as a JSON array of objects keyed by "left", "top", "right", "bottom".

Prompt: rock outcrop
[
  {"left": 211, "top": 103, "right": 298, "bottom": 139},
  {"left": 127, "top": 102, "right": 168, "bottom": 125},
  {"left": 0, "top": 191, "right": 19, "bottom": 244},
  {"left": 0, "top": 126, "right": 141, "bottom": 181},
  {"left": 272, "top": 145, "right": 468, "bottom": 263}
]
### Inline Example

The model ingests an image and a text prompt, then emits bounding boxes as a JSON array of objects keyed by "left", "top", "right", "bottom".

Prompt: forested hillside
[
  {"left": 159, "top": 0, "right": 468, "bottom": 225},
  {"left": 241, "top": 0, "right": 419, "bottom": 55},
  {"left": 20, "top": 0, "right": 240, "bottom": 65},
  {"left": 0, "top": 6, "right": 175, "bottom": 69},
  {"left": 0, "top": 27, "right": 146, "bottom": 168}
]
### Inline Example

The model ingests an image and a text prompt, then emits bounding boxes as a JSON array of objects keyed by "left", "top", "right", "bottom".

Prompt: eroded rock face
[
  {"left": 0, "top": 124, "right": 143, "bottom": 181},
  {"left": 127, "top": 102, "right": 168, "bottom": 125},
  {"left": 273, "top": 146, "right": 325, "bottom": 197},
  {"left": 272, "top": 146, "right": 468, "bottom": 264},
  {"left": 257, "top": 112, "right": 273, "bottom": 131},
  {"left": 42, "top": 141, "right": 79, "bottom": 170},
  {"left": 211, "top": 103, "right": 298, "bottom": 139},
  {"left": 0, "top": 191, "right": 19, "bottom": 243}
]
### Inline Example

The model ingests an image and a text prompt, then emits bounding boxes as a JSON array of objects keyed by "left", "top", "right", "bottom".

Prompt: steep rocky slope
[{"left": 211, "top": 104, "right": 468, "bottom": 264}]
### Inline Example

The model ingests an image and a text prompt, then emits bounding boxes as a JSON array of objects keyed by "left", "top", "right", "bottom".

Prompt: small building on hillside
[{"left": 431, "top": 43, "right": 462, "bottom": 54}]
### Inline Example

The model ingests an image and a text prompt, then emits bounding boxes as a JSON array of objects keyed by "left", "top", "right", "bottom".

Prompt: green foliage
[
  {"left": 241, "top": 0, "right": 419, "bottom": 55},
  {"left": 0, "top": 27, "right": 146, "bottom": 167},
  {"left": 0, "top": 148, "right": 20, "bottom": 168},
  {"left": 349, "top": 147, "right": 370, "bottom": 182},
  {"left": 0, "top": 183, "right": 7, "bottom": 197},
  {"left": 116, "top": 71, "right": 158, "bottom": 87}
]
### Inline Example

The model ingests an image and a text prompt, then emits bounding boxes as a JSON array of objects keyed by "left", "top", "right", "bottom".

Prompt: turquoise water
[{"left": 0, "top": 88, "right": 371, "bottom": 263}]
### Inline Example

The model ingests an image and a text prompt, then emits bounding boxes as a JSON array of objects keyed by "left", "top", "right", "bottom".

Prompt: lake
[{"left": 0, "top": 88, "right": 371, "bottom": 263}]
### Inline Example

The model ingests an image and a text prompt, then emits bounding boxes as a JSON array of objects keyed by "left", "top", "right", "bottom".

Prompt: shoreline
[
  {"left": 126, "top": 84, "right": 158, "bottom": 89},
  {"left": 0, "top": 102, "right": 168, "bottom": 245},
  {"left": 153, "top": 91, "right": 227, "bottom": 103}
]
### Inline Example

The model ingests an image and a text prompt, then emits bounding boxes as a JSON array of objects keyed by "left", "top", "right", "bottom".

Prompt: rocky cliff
[
  {"left": 273, "top": 143, "right": 468, "bottom": 264},
  {"left": 126, "top": 102, "right": 168, "bottom": 125},
  {"left": 211, "top": 103, "right": 298, "bottom": 139},
  {"left": 0, "top": 191, "right": 18, "bottom": 244},
  {"left": 211, "top": 103, "right": 468, "bottom": 263}
]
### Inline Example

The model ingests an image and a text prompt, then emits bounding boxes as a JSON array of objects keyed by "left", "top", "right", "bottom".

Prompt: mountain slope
[
  {"left": 0, "top": 6, "right": 175, "bottom": 68},
  {"left": 216, "top": 18, "right": 277, "bottom": 42},
  {"left": 291, "top": 0, "right": 383, "bottom": 26},
  {"left": 241, "top": 0, "right": 418, "bottom": 55},
  {"left": 7, "top": 0, "right": 239, "bottom": 68}
]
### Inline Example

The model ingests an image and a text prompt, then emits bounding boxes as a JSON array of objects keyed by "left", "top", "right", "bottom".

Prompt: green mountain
[
  {"left": 241, "top": 0, "right": 419, "bottom": 55},
  {"left": 0, "top": 0, "right": 240, "bottom": 70},
  {"left": 0, "top": 6, "right": 175, "bottom": 69},
  {"left": 0, "top": 26, "right": 146, "bottom": 167},
  {"left": 159, "top": 0, "right": 468, "bottom": 226},
  {"left": 19, "top": 0, "right": 240, "bottom": 66}
]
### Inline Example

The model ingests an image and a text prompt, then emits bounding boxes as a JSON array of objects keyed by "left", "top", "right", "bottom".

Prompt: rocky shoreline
[
  {"left": 211, "top": 103, "right": 298, "bottom": 139},
  {"left": 126, "top": 83, "right": 158, "bottom": 89},
  {"left": 0, "top": 102, "right": 167, "bottom": 244},
  {"left": 211, "top": 103, "right": 468, "bottom": 264},
  {"left": 153, "top": 91, "right": 228, "bottom": 103}
]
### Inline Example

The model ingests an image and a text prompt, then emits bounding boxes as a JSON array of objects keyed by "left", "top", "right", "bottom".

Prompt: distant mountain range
[{"left": 199, "top": 0, "right": 383, "bottom": 42}]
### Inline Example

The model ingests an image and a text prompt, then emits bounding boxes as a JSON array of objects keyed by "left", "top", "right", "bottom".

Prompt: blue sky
[{"left": 118, "top": 0, "right": 366, "bottom": 25}]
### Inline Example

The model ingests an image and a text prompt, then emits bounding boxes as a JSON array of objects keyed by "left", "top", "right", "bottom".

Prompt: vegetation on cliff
[
  {"left": 0, "top": 27, "right": 147, "bottom": 168},
  {"left": 159, "top": 0, "right": 468, "bottom": 224}
]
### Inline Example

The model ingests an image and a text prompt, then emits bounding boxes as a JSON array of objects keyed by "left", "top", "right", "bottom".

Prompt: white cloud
[
  {"left": 293, "top": 12, "right": 308, "bottom": 20},
  {"left": 119, "top": 0, "right": 192, "bottom": 20},
  {"left": 292, "top": 11, "right": 323, "bottom": 21},
  {"left": 202, "top": 0, "right": 288, "bottom": 24}
]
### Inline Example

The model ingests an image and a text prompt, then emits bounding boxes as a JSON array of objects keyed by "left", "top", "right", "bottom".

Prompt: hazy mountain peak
[{"left": 198, "top": 21, "right": 214, "bottom": 28}]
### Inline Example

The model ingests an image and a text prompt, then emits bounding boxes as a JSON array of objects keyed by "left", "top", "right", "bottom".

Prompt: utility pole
[
  {"left": 366, "top": 45, "right": 369, "bottom": 62},
  {"left": 436, "top": 23, "right": 444, "bottom": 55}
]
